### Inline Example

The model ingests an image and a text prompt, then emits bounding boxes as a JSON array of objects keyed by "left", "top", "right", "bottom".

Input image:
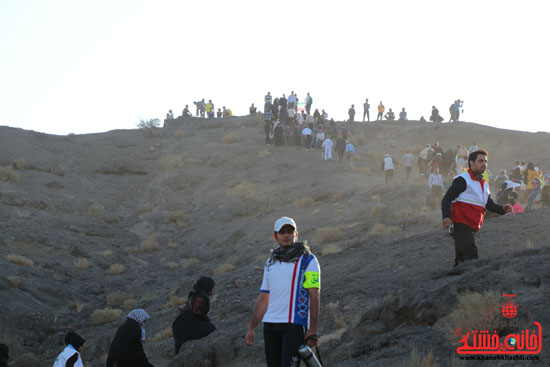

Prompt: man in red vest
[{"left": 441, "top": 149, "right": 512, "bottom": 266}]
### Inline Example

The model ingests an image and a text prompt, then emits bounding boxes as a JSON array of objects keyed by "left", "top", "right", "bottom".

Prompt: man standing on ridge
[
  {"left": 377, "top": 101, "right": 385, "bottom": 121},
  {"left": 363, "top": 98, "right": 370, "bottom": 122},
  {"left": 441, "top": 150, "right": 512, "bottom": 267},
  {"left": 305, "top": 93, "right": 313, "bottom": 115},
  {"left": 245, "top": 217, "right": 321, "bottom": 367}
]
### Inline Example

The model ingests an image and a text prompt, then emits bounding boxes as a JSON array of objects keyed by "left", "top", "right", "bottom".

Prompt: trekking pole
[{"left": 299, "top": 344, "right": 323, "bottom": 367}]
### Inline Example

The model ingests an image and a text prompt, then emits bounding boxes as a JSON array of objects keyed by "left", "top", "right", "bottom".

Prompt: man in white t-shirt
[{"left": 245, "top": 217, "right": 321, "bottom": 367}]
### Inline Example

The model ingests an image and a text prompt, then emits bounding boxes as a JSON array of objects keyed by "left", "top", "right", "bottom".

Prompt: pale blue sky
[{"left": 1, "top": 0, "right": 549, "bottom": 135}]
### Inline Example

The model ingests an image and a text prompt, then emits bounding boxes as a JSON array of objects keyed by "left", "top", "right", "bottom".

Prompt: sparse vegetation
[
  {"left": 152, "top": 327, "right": 173, "bottom": 341},
  {"left": 68, "top": 301, "right": 87, "bottom": 313},
  {"left": 125, "top": 246, "right": 139, "bottom": 255},
  {"left": 7, "top": 254, "right": 33, "bottom": 267},
  {"left": 213, "top": 263, "right": 235, "bottom": 275},
  {"left": 87, "top": 203, "right": 102, "bottom": 216},
  {"left": 7, "top": 276, "right": 21, "bottom": 287},
  {"left": 123, "top": 298, "right": 138, "bottom": 310},
  {"left": 109, "top": 264, "right": 125, "bottom": 275},
  {"left": 107, "top": 291, "right": 134, "bottom": 307},
  {"left": 139, "top": 205, "right": 152, "bottom": 214},
  {"left": 165, "top": 211, "right": 187, "bottom": 229},
  {"left": 74, "top": 257, "right": 91, "bottom": 270},
  {"left": 174, "top": 130, "right": 185, "bottom": 137},
  {"left": 14, "top": 352, "right": 40, "bottom": 367},
  {"left": 371, "top": 194, "right": 381, "bottom": 203},
  {"left": 314, "top": 227, "right": 344, "bottom": 244},
  {"left": 12, "top": 157, "right": 27, "bottom": 169},
  {"left": 349, "top": 134, "right": 366, "bottom": 146},
  {"left": 166, "top": 296, "right": 186, "bottom": 308},
  {"left": 159, "top": 154, "right": 185, "bottom": 170},
  {"left": 321, "top": 244, "right": 342, "bottom": 256},
  {"left": 0, "top": 166, "right": 19, "bottom": 182},
  {"left": 311, "top": 208, "right": 320, "bottom": 216},
  {"left": 166, "top": 261, "right": 180, "bottom": 270},
  {"left": 142, "top": 293, "right": 159, "bottom": 304},
  {"left": 295, "top": 196, "right": 315, "bottom": 208},
  {"left": 140, "top": 234, "right": 160, "bottom": 252},
  {"left": 233, "top": 181, "right": 256, "bottom": 201},
  {"left": 184, "top": 258, "right": 202, "bottom": 268},
  {"left": 91, "top": 308, "right": 123, "bottom": 324},
  {"left": 405, "top": 346, "right": 438, "bottom": 367},
  {"left": 222, "top": 132, "right": 239, "bottom": 144},
  {"left": 370, "top": 203, "right": 387, "bottom": 217},
  {"left": 436, "top": 291, "right": 501, "bottom": 344},
  {"left": 103, "top": 250, "right": 113, "bottom": 257},
  {"left": 366, "top": 151, "right": 378, "bottom": 159},
  {"left": 258, "top": 150, "right": 271, "bottom": 158},
  {"left": 167, "top": 242, "right": 177, "bottom": 249}
]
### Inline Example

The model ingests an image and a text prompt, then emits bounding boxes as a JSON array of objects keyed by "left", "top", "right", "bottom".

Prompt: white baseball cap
[{"left": 274, "top": 217, "right": 297, "bottom": 232}]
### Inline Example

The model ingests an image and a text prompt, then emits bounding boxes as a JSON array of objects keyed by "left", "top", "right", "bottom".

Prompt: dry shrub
[
  {"left": 420, "top": 206, "right": 432, "bottom": 213},
  {"left": 140, "top": 235, "right": 159, "bottom": 252},
  {"left": 74, "top": 258, "right": 91, "bottom": 270},
  {"left": 371, "top": 194, "right": 381, "bottom": 203},
  {"left": 409, "top": 146, "right": 422, "bottom": 155},
  {"left": 370, "top": 204, "right": 387, "bottom": 217},
  {"left": 12, "top": 158, "right": 27, "bottom": 169},
  {"left": 366, "top": 151, "right": 378, "bottom": 160},
  {"left": 0, "top": 166, "right": 19, "bottom": 182},
  {"left": 7, "top": 276, "right": 21, "bottom": 287},
  {"left": 123, "top": 298, "right": 138, "bottom": 310},
  {"left": 167, "top": 242, "right": 177, "bottom": 249},
  {"left": 152, "top": 327, "right": 173, "bottom": 341},
  {"left": 233, "top": 181, "right": 256, "bottom": 201},
  {"left": 349, "top": 134, "right": 366, "bottom": 146},
  {"left": 406, "top": 346, "right": 437, "bottom": 367},
  {"left": 396, "top": 207, "right": 414, "bottom": 219},
  {"left": 103, "top": 250, "right": 113, "bottom": 257},
  {"left": 107, "top": 291, "right": 134, "bottom": 307},
  {"left": 14, "top": 352, "right": 40, "bottom": 367},
  {"left": 255, "top": 254, "right": 267, "bottom": 263},
  {"left": 1, "top": 329, "right": 23, "bottom": 361},
  {"left": 213, "top": 263, "right": 235, "bottom": 275},
  {"left": 109, "top": 264, "right": 125, "bottom": 275},
  {"left": 91, "top": 308, "right": 122, "bottom": 325},
  {"left": 142, "top": 293, "right": 158, "bottom": 304},
  {"left": 185, "top": 258, "right": 202, "bottom": 268},
  {"left": 160, "top": 154, "right": 185, "bottom": 170},
  {"left": 321, "top": 244, "right": 342, "bottom": 256},
  {"left": 125, "top": 246, "right": 139, "bottom": 255},
  {"left": 222, "top": 132, "right": 239, "bottom": 144},
  {"left": 314, "top": 227, "right": 344, "bottom": 244},
  {"left": 174, "top": 130, "right": 185, "bottom": 137},
  {"left": 165, "top": 211, "right": 187, "bottom": 229},
  {"left": 311, "top": 208, "right": 320, "bottom": 216},
  {"left": 87, "top": 203, "right": 101, "bottom": 216},
  {"left": 333, "top": 209, "right": 343, "bottom": 215},
  {"left": 258, "top": 150, "right": 271, "bottom": 158},
  {"left": 370, "top": 223, "right": 401, "bottom": 235},
  {"left": 268, "top": 186, "right": 278, "bottom": 193},
  {"left": 436, "top": 291, "right": 501, "bottom": 344},
  {"left": 295, "top": 196, "right": 315, "bottom": 208},
  {"left": 139, "top": 205, "right": 152, "bottom": 214},
  {"left": 185, "top": 157, "right": 199, "bottom": 164},
  {"left": 525, "top": 240, "right": 535, "bottom": 249},
  {"left": 166, "top": 261, "right": 180, "bottom": 270},
  {"left": 331, "top": 193, "right": 344, "bottom": 203},
  {"left": 68, "top": 301, "right": 87, "bottom": 313},
  {"left": 7, "top": 254, "right": 33, "bottom": 267},
  {"left": 166, "top": 296, "right": 186, "bottom": 308},
  {"left": 357, "top": 167, "right": 371, "bottom": 174}
]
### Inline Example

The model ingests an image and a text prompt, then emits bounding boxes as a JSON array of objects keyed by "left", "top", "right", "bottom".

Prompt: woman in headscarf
[
  {"left": 525, "top": 178, "right": 542, "bottom": 210},
  {"left": 172, "top": 276, "right": 216, "bottom": 355},
  {"left": 53, "top": 331, "right": 85, "bottom": 367},
  {"left": 106, "top": 309, "right": 154, "bottom": 367},
  {"left": 0, "top": 344, "right": 9, "bottom": 367}
]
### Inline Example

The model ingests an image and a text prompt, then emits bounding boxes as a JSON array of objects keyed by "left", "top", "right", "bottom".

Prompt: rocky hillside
[{"left": 1, "top": 117, "right": 548, "bottom": 366}]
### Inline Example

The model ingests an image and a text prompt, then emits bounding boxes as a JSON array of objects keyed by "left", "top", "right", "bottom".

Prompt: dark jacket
[
  {"left": 106, "top": 318, "right": 154, "bottom": 367},
  {"left": 0, "top": 344, "right": 8, "bottom": 367}
]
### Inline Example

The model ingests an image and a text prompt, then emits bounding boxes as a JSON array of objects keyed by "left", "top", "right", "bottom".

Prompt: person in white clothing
[
  {"left": 53, "top": 331, "right": 85, "bottom": 367},
  {"left": 428, "top": 167, "right": 444, "bottom": 208},
  {"left": 402, "top": 150, "right": 415, "bottom": 179},
  {"left": 382, "top": 154, "right": 395, "bottom": 183},
  {"left": 245, "top": 217, "right": 320, "bottom": 367},
  {"left": 322, "top": 137, "right": 334, "bottom": 160}
]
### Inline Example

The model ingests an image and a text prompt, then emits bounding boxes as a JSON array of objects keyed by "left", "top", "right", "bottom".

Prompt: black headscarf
[
  {"left": 193, "top": 277, "right": 215, "bottom": 296},
  {"left": 65, "top": 331, "right": 85, "bottom": 350}
]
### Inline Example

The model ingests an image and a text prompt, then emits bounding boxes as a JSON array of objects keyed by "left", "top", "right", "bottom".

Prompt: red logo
[{"left": 456, "top": 294, "right": 542, "bottom": 355}]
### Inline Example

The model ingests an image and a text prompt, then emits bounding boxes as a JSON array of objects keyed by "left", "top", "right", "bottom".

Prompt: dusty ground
[{"left": 1, "top": 116, "right": 549, "bottom": 366}]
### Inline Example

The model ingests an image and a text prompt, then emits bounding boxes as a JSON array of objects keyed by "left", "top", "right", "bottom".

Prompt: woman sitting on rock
[{"left": 172, "top": 276, "right": 216, "bottom": 355}]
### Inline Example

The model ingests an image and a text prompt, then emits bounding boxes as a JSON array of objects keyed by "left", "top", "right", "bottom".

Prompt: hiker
[
  {"left": 494, "top": 169, "right": 509, "bottom": 193},
  {"left": 207, "top": 108, "right": 215, "bottom": 119},
  {"left": 496, "top": 180, "right": 519, "bottom": 205},
  {"left": 449, "top": 103, "right": 456, "bottom": 122},
  {"left": 429, "top": 106, "right": 443, "bottom": 122},
  {"left": 398, "top": 108, "right": 407, "bottom": 121},
  {"left": 377, "top": 101, "right": 384, "bottom": 121},
  {"left": 106, "top": 309, "right": 155, "bottom": 367},
  {"left": 245, "top": 217, "right": 321, "bottom": 367},
  {"left": 167, "top": 110, "right": 174, "bottom": 119},
  {"left": 288, "top": 91, "right": 297, "bottom": 109},
  {"left": 274, "top": 121, "right": 284, "bottom": 147},
  {"left": 336, "top": 136, "right": 346, "bottom": 163},
  {"left": 302, "top": 124, "right": 313, "bottom": 151},
  {"left": 419, "top": 144, "right": 434, "bottom": 177},
  {"left": 0, "top": 344, "right": 8, "bottom": 367},
  {"left": 216, "top": 108, "right": 222, "bottom": 119},
  {"left": 441, "top": 150, "right": 512, "bottom": 267},
  {"left": 305, "top": 92, "right": 313, "bottom": 114},
  {"left": 250, "top": 103, "right": 257, "bottom": 115},
  {"left": 454, "top": 99, "right": 463, "bottom": 121},
  {"left": 363, "top": 98, "right": 370, "bottom": 122},
  {"left": 428, "top": 167, "right": 444, "bottom": 208},
  {"left": 53, "top": 331, "right": 85, "bottom": 367},
  {"left": 206, "top": 100, "right": 214, "bottom": 116},
  {"left": 384, "top": 108, "right": 395, "bottom": 121},
  {"left": 429, "top": 153, "right": 443, "bottom": 173},
  {"left": 508, "top": 191, "right": 524, "bottom": 214},
  {"left": 348, "top": 104, "right": 356, "bottom": 122},
  {"left": 194, "top": 99, "right": 206, "bottom": 117},
  {"left": 381, "top": 153, "right": 395, "bottom": 183},
  {"left": 182, "top": 105, "right": 192, "bottom": 117},
  {"left": 172, "top": 277, "right": 216, "bottom": 355},
  {"left": 264, "top": 107, "right": 273, "bottom": 144},
  {"left": 345, "top": 141, "right": 356, "bottom": 168},
  {"left": 525, "top": 178, "right": 543, "bottom": 210},
  {"left": 322, "top": 136, "right": 334, "bottom": 161},
  {"left": 265, "top": 92, "right": 272, "bottom": 104},
  {"left": 402, "top": 150, "right": 415, "bottom": 179}
]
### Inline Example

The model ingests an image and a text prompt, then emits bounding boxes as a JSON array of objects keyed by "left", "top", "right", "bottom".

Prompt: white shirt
[
  {"left": 261, "top": 253, "right": 320, "bottom": 327},
  {"left": 383, "top": 156, "right": 394, "bottom": 170},
  {"left": 53, "top": 346, "right": 84, "bottom": 367},
  {"left": 403, "top": 153, "right": 414, "bottom": 167},
  {"left": 322, "top": 138, "right": 333, "bottom": 149},
  {"left": 302, "top": 128, "right": 312, "bottom": 136},
  {"left": 428, "top": 173, "right": 444, "bottom": 188}
]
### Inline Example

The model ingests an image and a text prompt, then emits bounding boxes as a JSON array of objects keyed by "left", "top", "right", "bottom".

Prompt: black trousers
[
  {"left": 450, "top": 222, "right": 478, "bottom": 265},
  {"left": 263, "top": 323, "right": 305, "bottom": 367}
]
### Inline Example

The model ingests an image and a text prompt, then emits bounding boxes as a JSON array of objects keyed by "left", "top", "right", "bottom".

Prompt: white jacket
[
  {"left": 383, "top": 157, "right": 394, "bottom": 170},
  {"left": 322, "top": 139, "right": 333, "bottom": 149},
  {"left": 53, "top": 346, "right": 84, "bottom": 367}
]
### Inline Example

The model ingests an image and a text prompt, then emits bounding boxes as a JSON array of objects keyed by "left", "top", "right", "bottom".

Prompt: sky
[{"left": 1, "top": 0, "right": 549, "bottom": 136}]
